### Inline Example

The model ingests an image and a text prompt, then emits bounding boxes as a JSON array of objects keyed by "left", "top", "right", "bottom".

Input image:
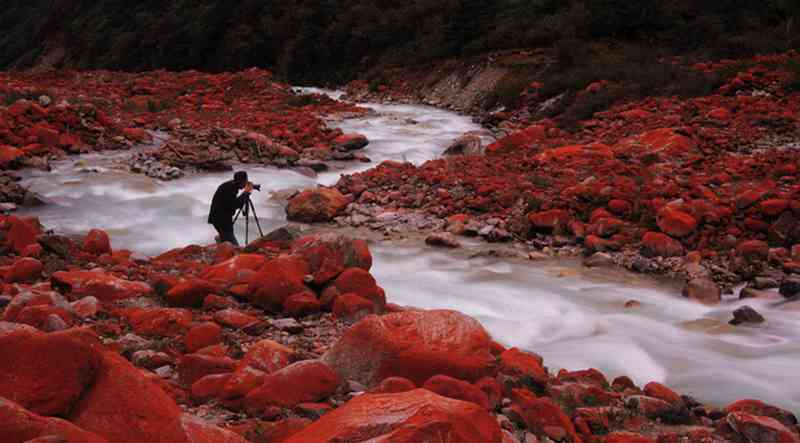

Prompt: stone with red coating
[
  {"left": 283, "top": 389, "right": 503, "bottom": 443},
  {"left": 657, "top": 209, "right": 697, "bottom": 238},
  {"left": 528, "top": 209, "right": 571, "bottom": 233},
  {"left": 726, "top": 411, "right": 800, "bottom": 443},
  {"left": 423, "top": 374, "right": 490, "bottom": 409},
  {"left": 369, "top": 377, "right": 417, "bottom": 394},
  {"left": 286, "top": 187, "right": 348, "bottom": 223},
  {"left": 641, "top": 232, "right": 684, "bottom": 258},
  {"left": 4, "top": 257, "right": 43, "bottom": 283},
  {"left": 52, "top": 270, "right": 153, "bottom": 302},
  {"left": 323, "top": 309, "right": 497, "bottom": 387},
  {"left": 214, "top": 309, "right": 259, "bottom": 329},
  {"left": 184, "top": 322, "right": 223, "bottom": 353},
  {"left": 331, "top": 267, "right": 385, "bottom": 311},
  {"left": 246, "top": 256, "right": 310, "bottom": 312},
  {"left": 0, "top": 397, "right": 108, "bottom": 443},
  {"left": 245, "top": 360, "right": 339, "bottom": 410},
  {"left": 283, "top": 291, "right": 322, "bottom": 318},
  {"left": 643, "top": 382, "right": 682, "bottom": 404},
  {"left": 126, "top": 308, "right": 192, "bottom": 337},
  {"left": 166, "top": 278, "right": 219, "bottom": 307},
  {"left": 177, "top": 353, "right": 237, "bottom": 386},
  {"left": 83, "top": 229, "right": 111, "bottom": 255},
  {"left": 332, "top": 293, "right": 375, "bottom": 322},
  {"left": 499, "top": 348, "right": 547, "bottom": 384},
  {"left": 737, "top": 240, "right": 770, "bottom": 261},
  {"left": 191, "top": 373, "right": 232, "bottom": 400},
  {"left": 511, "top": 388, "right": 579, "bottom": 443}
]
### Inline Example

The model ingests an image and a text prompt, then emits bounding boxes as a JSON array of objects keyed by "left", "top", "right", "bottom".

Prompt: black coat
[{"left": 208, "top": 180, "right": 248, "bottom": 225}]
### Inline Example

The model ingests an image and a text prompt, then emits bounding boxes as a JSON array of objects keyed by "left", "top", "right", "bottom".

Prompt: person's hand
[{"left": 244, "top": 182, "right": 254, "bottom": 193}]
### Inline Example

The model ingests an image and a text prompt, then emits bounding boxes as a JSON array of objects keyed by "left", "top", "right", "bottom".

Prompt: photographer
[{"left": 208, "top": 171, "right": 253, "bottom": 246}]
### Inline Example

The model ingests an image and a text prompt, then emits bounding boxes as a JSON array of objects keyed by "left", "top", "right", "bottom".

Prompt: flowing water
[{"left": 16, "top": 91, "right": 800, "bottom": 413}]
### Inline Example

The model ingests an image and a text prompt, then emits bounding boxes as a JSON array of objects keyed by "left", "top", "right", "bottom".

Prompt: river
[{"left": 16, "top": 90, "right": 800, "bottom": 413}]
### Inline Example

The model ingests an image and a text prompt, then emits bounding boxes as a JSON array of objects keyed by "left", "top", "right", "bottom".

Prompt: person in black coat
[{"left": 208, "top": 171, "right": 253, "bottom": 246}]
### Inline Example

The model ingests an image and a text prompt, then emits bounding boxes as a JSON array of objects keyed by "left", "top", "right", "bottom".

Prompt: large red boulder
[
  {"left": 726, "top": 411, "right": 800, "bottom": 443},
  {"left": 245, "top": 360, "right": 339, "bottom": 410},
  {"left": 69, "top": 352, "right": 188, "bottom": 443},
  {"left": 499, "top": 347, "right": 547, "bottom": 384},
  {"left": 641, "top": 232, "right": 685, "bottom": 258},
  {"left": 286, "top": 187, "right": 348, "bottom": 223},
  {"left": 0, "top": 329, "right": 101, "bottom": 416},
  {"left": 726, "top": 399, "right": 798, "bottom": 429},
  {"left": 246, "top": 256, "right": 310, "bottom": 311},
  {"left": 283, "top": 389, "right": 503, "bottom": 443},
  {"left": 83, "top": 229, "right": 112, "bottom": 255},
  {"left": 323, "top": 309, "right": 497, "bottom": 387},
  {"left": 0, "top": 397, "right": 108, "bottom": 443},
  {"left": 51, "top": 271, "right": 153, "bottom": 302}
]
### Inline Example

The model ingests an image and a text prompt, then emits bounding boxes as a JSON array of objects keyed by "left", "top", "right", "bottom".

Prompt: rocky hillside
[
  {"left": 1, "top": 1, "right": 796, "bottom": 83},
  {"left": 1, "top": 218, "right": 798, "bottom": 442}
]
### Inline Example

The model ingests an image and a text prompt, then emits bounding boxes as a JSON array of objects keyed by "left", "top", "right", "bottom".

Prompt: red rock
[
  {"left": 499, "top": 348, "right": 547, "bottom": 383},
  {"left": 203, "top": 294, "right": 238, "bottom": 310},
  {"left": 726, "top": 399, "right": 799, "bottom": 429},
  {"left": 657, "top": 209, "right": 697, "bottom": 238},
  {"left": 237, "top": 339, "right": 296, "bottom": 374},
  {"left": 221, "top": 367, "right": 267, "bottom": 400},
  {"left": 283, "top": 291, "right": 321, "bottom": 317},
  {"left": 122, "top": 127, "right": 153, "bottom": 143},
  {"left": 528, "top": 209, "right": 571, "bottom": 233},
  {"left": 682, "top": 278, "right": 721, "bottom": 304},
  {"left": 4, "top": 257, "right": 43, "bottom": 283},
  {"left": 761, "top": 199, "right": 790, "bottom": 217},
  {"left": 228, "top": 418, "right": 311, "bottom": 443},
  {"left": 69, "top": 352, "right": 187, "bottom": 443},
  {"left": 0, "top": 329, "right": 101, "bottom": 416},
  {"left": 181, "top": 415, "right": 249, "bottom": 443},
  {"left": 166, "top": 278, "right": 219, "bottom": 307},
  {"left": 177, "top": 353, "right": 237, "bottom": 385},
  {"left": 737, "top": 189, "right": 767, "bottom": 210},
  {"left": 0, "top": 145, "right": 25, "bottom": 166},
  {"left": 247, "top": 256, "right": 310, "bottom": 311},
  {"left": 585, "top": 235, "right": 621, "bottom": 252},
  {"left": 82, "top": 229, "right": 111, "bottom": 255},
  {"left": 21, "top": 243, "right": 43, "bottom": 258},
  {"left": 3, "top": 216, "right": 41, "bottom": 254},
  {"left": 191, "top": 373, "right": 232, "bottom": 400},
  {"left": 475, "top": 376, "right": 502, "bottom": 410},
  {"left": 286, "top": 187, "right": 348, "bottom": 223},
  {"left": 52, "top": 270, "right": 153, "bottom": 302},
  {"left": 643, "top": 382, "right": 682, "bottom": 404},
  {"left": 0, "top": 397, "right": 108, "bottom": 443},
  {"left": 588, "top": 217, "right": 626, "bottom": 238},
  {"left": 16, "top": 304, "right": 72, "bottom": 330},
  {"left": 200, "top": 254, "right": 268, "bottom": 284},
  {"left": 333, "top": 133, "right": 369, "bottom": 151},
  {"left": 245, "top": 360, "right": 339, "bottom": 410},
  {"left": 423, "top": 374, "right": 490, "bottom": 409},
  {"left": 323, "top": 309, "right": 497, "bottom": 387},
  {"left": 283, "top": 389, "right": 503, "bottom": 443},
  {"left": 214, "top": 309, "right": 259, "bottom": 329},
  {"left": 71, "top": 296, "right": 101, "bottom": 318},
  {"left": 738, "top": 240, "right": 770, "bottom": 261},
  {"left": 511, "top": 389, "right": 578, "bottom": 443},
  {"left": 332, "top": 267, "right": 385, "bottom": 311},
  {"left": 126, "top": 308, "right": 193, "bottom": 337},
  {"left": 608, "top": 199, "right": 632, "bottom": 215},
  {"left": 184, "top": 322, "right": 223, "bottom": 353},
  {"left": 641, "top": 232, "right": 685, "bottom": 258},
  {"left": 31, "top": 124, "right": 59, "bottom": 147},
  {"left": 370, "top": 377, "right": 417, "bottom": 394},
  {"left": 332, "top": 293, "right": 375, "bottom": 321},
  {"left": 726, "top": 411, "right": 800, "bottom": 443}
]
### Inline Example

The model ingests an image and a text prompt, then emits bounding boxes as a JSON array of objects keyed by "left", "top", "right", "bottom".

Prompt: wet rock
[
  {"left": 282, "top": 389, "right": 503, "bottom": 443},
  {"left": 583, "top": 252, "right": 615, "bottom": 268},
  {"left": 511, "top": 389, "right": 579, "bottom": 443},
  {"left": 726, "top": 411, "right": 799, "bottom": 443},
  {"left": 730, "top": 305, "right": 765, "bottom": 325},
  {"left": 682, "top": 278, "right": 721, "bottom": 304},
  {"left": 333, "top": 133, "right": 369, "bottom": 151}
]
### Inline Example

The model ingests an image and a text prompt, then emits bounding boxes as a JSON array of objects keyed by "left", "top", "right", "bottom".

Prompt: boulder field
[
  {"left": 334, "top": 51, "right": 800, "bottom": 299},
  {"left": 0, "top": 218, "right": 797, "bottom": 443}
]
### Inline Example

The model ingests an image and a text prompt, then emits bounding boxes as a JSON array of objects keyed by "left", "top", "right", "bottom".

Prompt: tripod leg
[
  {"left": 245, "top": 204, "right": 249, "bottom": 245},
  {"left": 249, "top": 199, "right": 264, "bottom": 237}
]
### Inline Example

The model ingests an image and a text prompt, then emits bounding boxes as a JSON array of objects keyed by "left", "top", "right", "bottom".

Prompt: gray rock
[
  {"left": 270, "top": 318, "right": 304, "bottom": 334},
  {"left": 583, "top": 252, "right": 615, "bottom": 268},
  {"left": 117, "top": 333, "right": 153, "bottom": 355},
  {"left": 44, "top": 314, "right": 68, "bottom": 332},
  {"left": 730, "top": 305, "right": 765, "bottom": 325},
  {"left": 779, "top": 278, "right": 800, "bottom": 298},
  {"left": 682, "top": 278, "right": 721, "bottom": 304},
  {"left": 443, "top": 134, "right": 483, "bottom": 156},
  {"left": 425, "top": 232, "right": 461, "bottom": 248}
]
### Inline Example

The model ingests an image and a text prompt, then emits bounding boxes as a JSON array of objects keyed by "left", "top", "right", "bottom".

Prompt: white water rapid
[{"left": 16, "top": 92, "right": 800, "bottom": 414}]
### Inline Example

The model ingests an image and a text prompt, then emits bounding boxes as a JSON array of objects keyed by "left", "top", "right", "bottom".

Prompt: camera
[{"left": 250, "top": 182, "right": 262, "bottom": 192}]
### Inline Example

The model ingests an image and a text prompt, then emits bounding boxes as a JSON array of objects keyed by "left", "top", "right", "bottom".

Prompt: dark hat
[{"left": 234, "top": 171, "right": 248, "bottom": 183}]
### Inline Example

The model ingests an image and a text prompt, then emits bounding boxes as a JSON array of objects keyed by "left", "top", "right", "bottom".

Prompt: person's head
[{"left": 233, "top": 171, "right": 248, "bottom": 189}]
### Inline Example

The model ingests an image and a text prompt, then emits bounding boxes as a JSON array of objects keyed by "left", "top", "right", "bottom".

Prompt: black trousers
[{"left": 212, "top": 222, "right": 239, "bottom": 246}]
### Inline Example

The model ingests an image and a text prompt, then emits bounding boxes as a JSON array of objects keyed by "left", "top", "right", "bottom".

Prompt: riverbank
[{"left": 1, "top": 218, "right": 798, "bottom": 442}]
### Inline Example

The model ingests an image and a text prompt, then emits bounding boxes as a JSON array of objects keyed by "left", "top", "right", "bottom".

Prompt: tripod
[{"left": 232, "top": 195, "right": 264, "bottom": 245}]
